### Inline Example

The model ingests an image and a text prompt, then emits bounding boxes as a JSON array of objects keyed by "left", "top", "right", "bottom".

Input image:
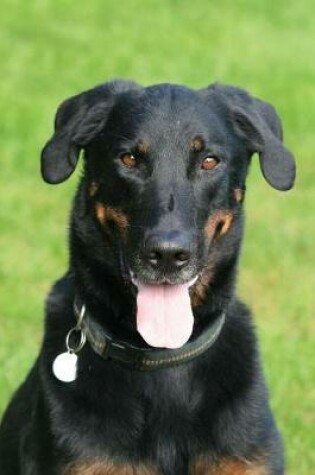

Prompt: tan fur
[
  {"left": 89, "top": 182, "right": 100, "bottom": 197},
  {"left": 190, "top": 457, "right": 268, "bottom": 475},
  {"left": 204, "top": 210, "right": 233, "bottom": 240},
  {"left": 65, "top": 457, "right": 268, "bottom": 475},
  {"left": 95, "top": 203, "right": 128, "bottom": 232},
  {"left": 190, "top": 210, "right": 233, "bottom": 307},
  {"left": 191, "top": 137, "right": 204, "bottom": 152},
  {"left": 190, "top": 263, "right": 213, "bottom": 307},
  {"left": 64, "top": 460, "right": 158, "bottom": 475},
  {"left": 136, "top": 141, "right": 150, "bottom": 155},
  {"left": 233, "top": 188, "right": 244, "bottom": 204}
]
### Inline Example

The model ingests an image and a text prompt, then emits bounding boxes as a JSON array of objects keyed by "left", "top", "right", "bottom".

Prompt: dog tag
[{"left": 52, "top": 352, "right": 78, "bottom": 383}]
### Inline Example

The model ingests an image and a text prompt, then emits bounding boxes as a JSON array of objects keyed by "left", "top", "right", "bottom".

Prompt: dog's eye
[
  {"left": 201, "top": 156, "right": 219, "bottom": 170},
  {"left": 120, "top": 153, "right": 137, "bottom": 168}
]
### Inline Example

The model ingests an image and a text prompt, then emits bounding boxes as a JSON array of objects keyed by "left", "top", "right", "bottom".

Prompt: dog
[{"left": 0, "top": 80, "right": 295, "bottom": 475}]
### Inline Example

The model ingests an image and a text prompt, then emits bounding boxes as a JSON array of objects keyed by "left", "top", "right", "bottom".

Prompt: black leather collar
[{"left": 74, "top": 296, "right": 225, "bottom": 371}]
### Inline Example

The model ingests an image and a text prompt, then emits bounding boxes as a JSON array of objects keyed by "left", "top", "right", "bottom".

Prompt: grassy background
[{"left": 0, "top": 0, "right": 314, "bottom": 472}]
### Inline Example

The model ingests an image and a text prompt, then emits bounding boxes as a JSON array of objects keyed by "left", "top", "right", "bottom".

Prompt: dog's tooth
[{"left": 188, "top": 275, "right": 199, "bottom": 288}]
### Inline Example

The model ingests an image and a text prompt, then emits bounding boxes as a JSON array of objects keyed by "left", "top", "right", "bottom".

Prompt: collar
[{"left": 74, "top": 296, "right": 225, "bottom": 371}]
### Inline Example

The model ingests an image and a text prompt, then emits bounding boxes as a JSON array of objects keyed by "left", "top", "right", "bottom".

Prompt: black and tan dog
[{"left": 0, "top": 81, "right": 295, "bottom": 474}]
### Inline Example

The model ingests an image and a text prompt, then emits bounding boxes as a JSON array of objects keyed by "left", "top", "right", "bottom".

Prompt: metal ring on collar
[{"left": 66, "top": 327, "right": 86, "bottom": 354}]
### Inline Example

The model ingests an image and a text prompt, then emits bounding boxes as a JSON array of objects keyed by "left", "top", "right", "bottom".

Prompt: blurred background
[{"left": 0, "top": 0, "right": 314, "bottom": 472}]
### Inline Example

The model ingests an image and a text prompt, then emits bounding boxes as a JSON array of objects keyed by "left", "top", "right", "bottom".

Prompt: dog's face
[
  {"left": 41, "top": 81, "right": 295, "bottom": 348},
  {"left": 83, "top": 85, "right": 241, "bottom": 287}
]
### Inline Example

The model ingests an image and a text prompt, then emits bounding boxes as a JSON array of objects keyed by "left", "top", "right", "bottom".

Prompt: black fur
[{"left": 0, "top": 80, "right": 295, "bottom": 474}]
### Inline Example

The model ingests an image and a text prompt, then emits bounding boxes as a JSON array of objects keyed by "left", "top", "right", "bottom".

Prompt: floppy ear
[
  {"left": 41, "top": 80, "right": 140, "bottom": 184},
  {"left": 231, "top": 99, "right": 296, "bottom": 190},
  {"left": 207, "top": 84, "right": 296, "bottom": 191}
]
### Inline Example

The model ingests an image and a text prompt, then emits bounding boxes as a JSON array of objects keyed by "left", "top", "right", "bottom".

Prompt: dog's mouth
[{"left": 130, "top": 272, "right": 198, "bottom": 349}]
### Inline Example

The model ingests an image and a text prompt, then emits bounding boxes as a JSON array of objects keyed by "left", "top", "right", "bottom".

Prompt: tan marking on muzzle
[
  {"left": 95, "top": 203, "right": 128, "bottom": 233},
  {"left": 204, "top": 210, "right": 233, "bottom": 240},
  {"left": 190, "top": 263, "right": 213, "bottom": 307},
  {"left": 64, "top": 460, "right": 159, "bottom": 475},
  {"left": 190, "top": 457, "right": 268, "bottom": 475},
  {"left": 191, "top": 211, "right": 233, "bottom": 307}
]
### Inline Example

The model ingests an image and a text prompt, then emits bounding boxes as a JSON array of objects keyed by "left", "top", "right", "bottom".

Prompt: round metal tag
[{"left": 52, "top": 352, "right": 78, "bottom": 383}]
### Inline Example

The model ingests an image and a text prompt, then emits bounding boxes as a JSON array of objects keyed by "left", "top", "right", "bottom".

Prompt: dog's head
[{"left": 41, "top": 80, "right": 295, "bottom": 348}]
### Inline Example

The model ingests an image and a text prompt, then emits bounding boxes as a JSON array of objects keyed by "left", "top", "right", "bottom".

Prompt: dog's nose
[{"left": 143, "top": 231, "right": 192, "bottom": 270}]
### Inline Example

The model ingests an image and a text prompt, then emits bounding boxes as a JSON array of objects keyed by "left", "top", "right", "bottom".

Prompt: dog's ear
[
  {"left": 41, "top": 95, "right": 108, "bottom": 184},
  {"left": 41, "top": 80, "right": 140, "bottom": 184},
  {"left": 230, "top": 99, "right": 296, "bottom": 190},
  {"left": 205, "top": 84, "right": 296, "bottom": 191}
]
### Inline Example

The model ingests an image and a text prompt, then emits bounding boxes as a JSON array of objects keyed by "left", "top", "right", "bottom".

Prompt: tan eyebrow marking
[
  {"left": 191, "top": 136, "right": 205, "bottom": 152},
  {"left": 136, "top": 140, "right": 150, "bottom": 155}
]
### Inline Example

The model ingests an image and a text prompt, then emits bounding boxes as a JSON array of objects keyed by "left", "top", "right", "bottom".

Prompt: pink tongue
[{"left": 136, "top": 283, "right": 194, "bottom": 349}]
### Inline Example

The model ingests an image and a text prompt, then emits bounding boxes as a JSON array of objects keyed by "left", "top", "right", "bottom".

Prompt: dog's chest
[
  {"left": 56, "top": 354, "right": 267, "bottom": 475},
  {"left": 58, "top": 396, "right": 268, "bottom": 475},
  {"left": 57, "top": 369, "right": 202, "bottom": 473}
]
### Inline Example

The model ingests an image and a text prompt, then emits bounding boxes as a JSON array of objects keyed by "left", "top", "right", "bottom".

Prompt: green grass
[{"left": 0, "top": 0, "right": 314, "bottom": 472}]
